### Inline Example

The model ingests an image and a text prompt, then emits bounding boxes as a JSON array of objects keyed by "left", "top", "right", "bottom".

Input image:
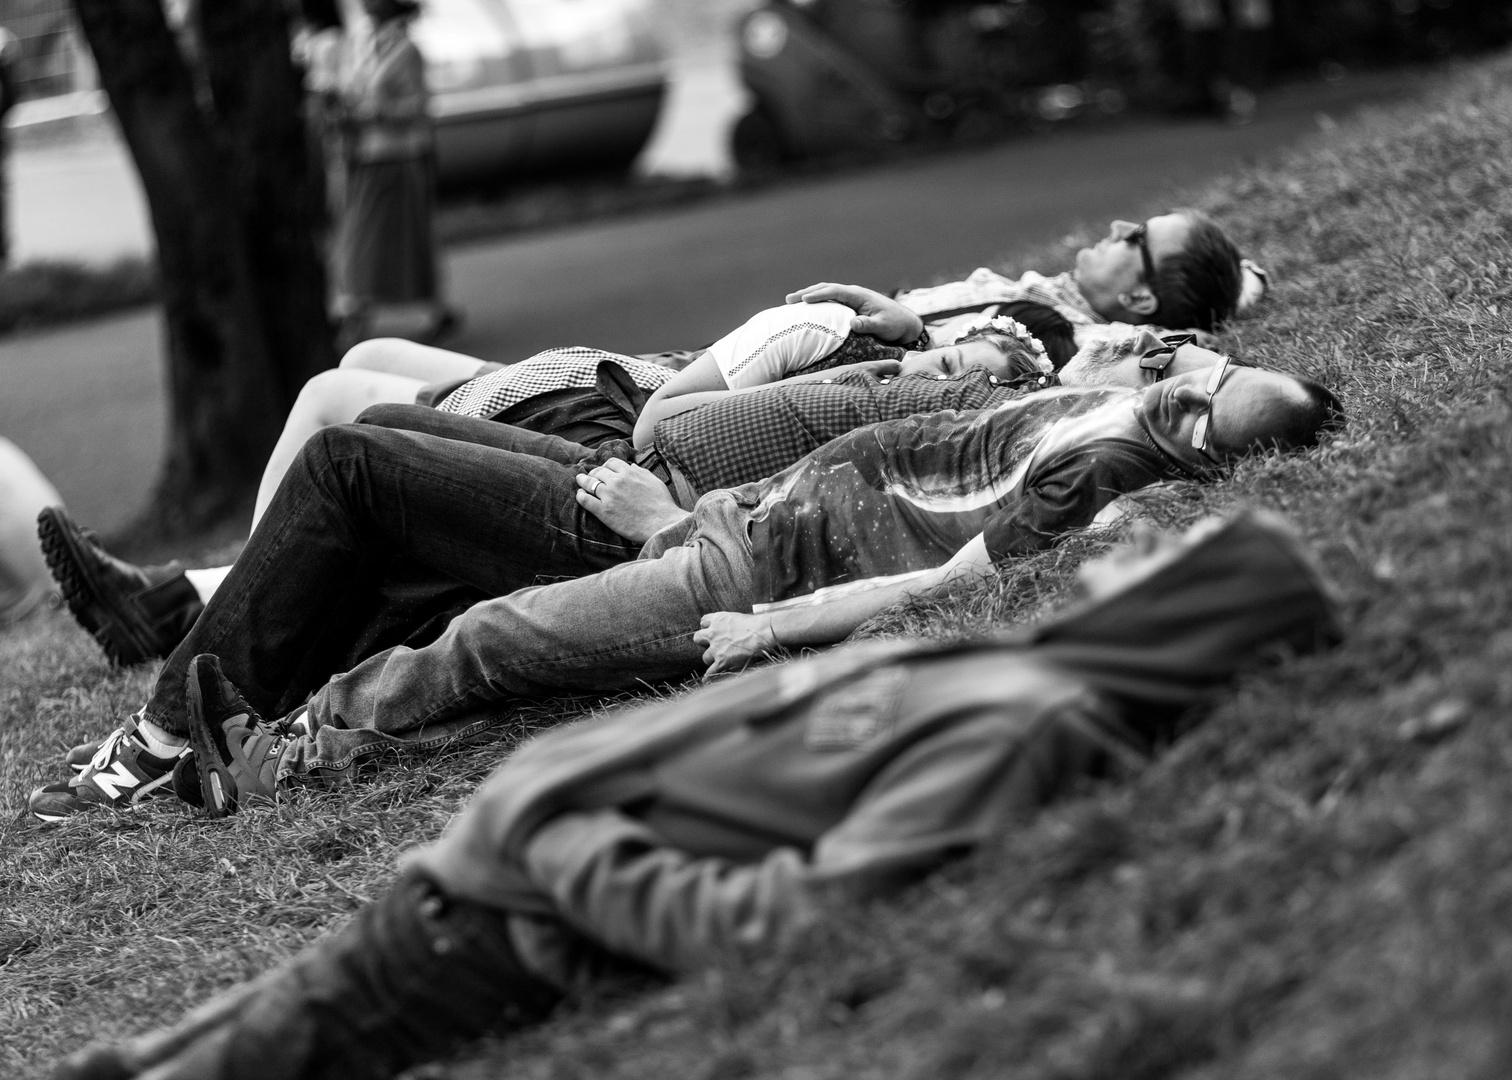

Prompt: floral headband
[{"left": 957, "top": 315, "right": 1051, "bottom": 373}]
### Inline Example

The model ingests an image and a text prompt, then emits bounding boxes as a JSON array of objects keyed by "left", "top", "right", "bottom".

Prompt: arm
[
  {"left": 785, "top": 283, "right": 926, "bottom": 345},
  {"left": 631, "top": 358, "right": 901, "bottom": 448},
  {"left": 631, "top": 351, "right": 728, "bottom": 448},
  {"left": 522, "top": 809, "right": 815, "bottom": 973},
  {"left": 521, "top": 697, "right": 1127, "bottom": 972},
  {"left": 695, "top": 534, "right": 994, "bottom": 675},
  {"left": 632, "top": 302, "right": 891, "bottom": 448}
]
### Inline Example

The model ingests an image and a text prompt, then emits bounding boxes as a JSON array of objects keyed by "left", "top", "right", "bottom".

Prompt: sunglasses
[
  {"left": 1191, "top": 353, "right": 1233, "bottom": 459},
  {"left": 1138, "top": 333, "right": 1197, "bottom": 380},
  {"left": 1125, "top": 221, "right": 1159, "bottom": 284}
]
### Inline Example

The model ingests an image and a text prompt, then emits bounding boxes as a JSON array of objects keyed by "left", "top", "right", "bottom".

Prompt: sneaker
[
  {"left": 65, "top": 738, "right": 102, "bottom": 772},
  {"left": 182, "top": 654, "right": 287, "bottom": 817},
  {"left": 37, "top": 506, "right": 204, "bottom": 666},
  {"left": 29, "top": 716, "right": 191, "bottom": 822}
]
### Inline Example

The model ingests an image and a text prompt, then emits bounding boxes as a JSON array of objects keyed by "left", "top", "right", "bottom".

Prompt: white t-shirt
[{"left": 705, "top": 302, "right": 856, "bottom": 389}]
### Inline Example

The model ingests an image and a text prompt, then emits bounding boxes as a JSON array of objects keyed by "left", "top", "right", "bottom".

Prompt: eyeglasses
[
  {"left": 1191, "top": 353, "right": 1232, "bottom": 458},
  {"left": 1125, "top": 221, "right": 1159, "bottom": 284}
]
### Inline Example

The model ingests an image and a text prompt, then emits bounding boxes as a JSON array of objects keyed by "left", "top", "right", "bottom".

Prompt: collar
[
  {"left": 1133, "top": 406, "right": 1210, "bottom": 481},
  {"left": 1053, "top": 274, "right": 1102, "bottom": 322}
]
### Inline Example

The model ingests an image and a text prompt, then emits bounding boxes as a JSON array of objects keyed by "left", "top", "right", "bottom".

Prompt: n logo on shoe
[{"left": 89, "top": 761, "right": 142, "bottom": 801}]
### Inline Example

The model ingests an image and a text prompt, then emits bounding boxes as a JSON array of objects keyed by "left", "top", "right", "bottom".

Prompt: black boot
[
  {"left": 37, "top": 506, "right": 204, "bottom": 665},
  {"left": 52, "top": 870, "right": 562, "bottom": 1080}
]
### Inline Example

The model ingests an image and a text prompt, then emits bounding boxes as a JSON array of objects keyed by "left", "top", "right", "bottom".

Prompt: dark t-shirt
[{"left": 734, "top": 388, "right": 1179, "bottom": 604}]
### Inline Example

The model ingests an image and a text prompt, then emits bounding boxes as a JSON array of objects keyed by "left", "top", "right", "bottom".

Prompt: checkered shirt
[
  {"left": 654, "top": 363, "right": 1019, "bottom": 495},
  {"left": 436, "top": 347, "right": 674, "bottom": 419}
]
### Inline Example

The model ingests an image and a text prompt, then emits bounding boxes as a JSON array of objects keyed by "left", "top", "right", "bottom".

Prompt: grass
[{"left": 5, "top": 47, "right": 1512, "bottom": 1079}]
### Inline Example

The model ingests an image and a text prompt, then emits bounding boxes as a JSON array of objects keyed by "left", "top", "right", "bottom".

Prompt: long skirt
[{"left": 335, "top": 154, "right": 438, "bottom": 307}]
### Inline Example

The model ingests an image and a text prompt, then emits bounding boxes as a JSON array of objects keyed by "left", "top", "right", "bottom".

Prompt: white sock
[
  {"left": 134, "top": 713, "right": 188, "bottom": 751},
  {"left": 183, "top": 565, "right": 234, "bottom": 604}
]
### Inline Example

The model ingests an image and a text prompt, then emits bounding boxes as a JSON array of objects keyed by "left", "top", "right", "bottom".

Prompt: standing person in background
[
  {"left": 0, "top": 438, "right": 60, "bottom": 624},
  {"left": 1173, "top": 0, "right": 1273, "bottom": 124},
  {"left": 333, "top": 0, "right": 457, "bottom": 349},
  {"left": 0, "top": 26, "right": 21, "bottom": 266}
]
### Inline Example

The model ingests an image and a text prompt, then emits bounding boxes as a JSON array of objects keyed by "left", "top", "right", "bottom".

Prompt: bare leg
[
  {"left": 254, "top": 368, "right": 429, "bottom": 527},
  {"left": 339, "top": 336, "right": 490, "bottom": 382}
]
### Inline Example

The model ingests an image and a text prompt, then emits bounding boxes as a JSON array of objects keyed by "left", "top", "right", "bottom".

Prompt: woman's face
[{"left": 899, "top": 338, "right": 1015, "bottom": 380}]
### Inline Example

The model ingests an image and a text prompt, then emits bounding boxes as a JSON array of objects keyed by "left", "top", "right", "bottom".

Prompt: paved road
[{"left": 0, "top": 69, "right": 1430, "bottom": 534}]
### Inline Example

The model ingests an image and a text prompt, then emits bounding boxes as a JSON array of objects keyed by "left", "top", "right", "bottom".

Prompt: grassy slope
[{"left": 4, "top": 51, "right": 1512, "bottom": 1079}]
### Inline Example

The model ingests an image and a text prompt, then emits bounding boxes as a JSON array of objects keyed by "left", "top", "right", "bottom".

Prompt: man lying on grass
[
  {"left": 39, "top": 209, "right": 1255, "bottom": 668},
  {"left": 28, "top": 338, "right": 1341, "bottom": 821},
  {"left": 51, "top": 511, "right": 1342, "bottom": 1080}
]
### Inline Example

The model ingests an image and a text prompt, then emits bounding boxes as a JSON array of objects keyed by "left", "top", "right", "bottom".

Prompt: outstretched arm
[
  {"left": 632, "top": 305, "right": 900, "bottom": 448},
  {"left": 785, "top": 282, "right": 926, "bottom": 345},
  {"left": 631, "top": 352, "right": 727, "bottom": 448},
  {"left": 695, "top": 534, "right": 994, "bottom": 674}
]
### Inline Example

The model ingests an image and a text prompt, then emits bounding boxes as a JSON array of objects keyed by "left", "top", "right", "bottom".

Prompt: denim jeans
[
  {"left": 281, "top": 492, "right": 756, "bottom": 781},
  {"left": 142, "top": 409, "right": 645, "bottom": 736}
]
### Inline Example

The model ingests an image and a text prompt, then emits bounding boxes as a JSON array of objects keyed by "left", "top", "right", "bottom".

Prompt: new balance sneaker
[
  {"left": 29, "top": 715, "right": 191, "bottom": 822},
  {"left": 37, "top": 505, "right": 204, "bottom": 666},
  {"left": 182, "top": 654, "right": 287, "bottom": 817},
  {"left": 65, "top": 738, "right": 102, "bottom": 772}
]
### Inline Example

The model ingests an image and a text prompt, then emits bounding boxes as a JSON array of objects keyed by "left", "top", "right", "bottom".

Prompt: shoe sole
[
  {"left": 183, "top": 657, "right": 239, "bottom": 818},
  {"left": 37, "top": 507, "right": 157, "bottom": 667}
]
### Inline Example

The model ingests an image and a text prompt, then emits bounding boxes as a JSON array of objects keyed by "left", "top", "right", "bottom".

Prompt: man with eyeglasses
[
  {"left": 28, "top": 326, "right": 1343, "bottom": 822},
  {"left": 797, "top": 209, "right": 1256, "bottom": 354}
]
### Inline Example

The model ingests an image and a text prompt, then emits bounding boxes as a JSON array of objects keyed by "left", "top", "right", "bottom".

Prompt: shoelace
[{"left": 84, "top": 725, "right": 133, "bottom": 774}]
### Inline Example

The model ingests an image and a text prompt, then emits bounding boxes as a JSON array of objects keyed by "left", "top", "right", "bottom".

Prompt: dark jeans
[{"left": 142, "top": 406, "right": 643, "bottom": 735}]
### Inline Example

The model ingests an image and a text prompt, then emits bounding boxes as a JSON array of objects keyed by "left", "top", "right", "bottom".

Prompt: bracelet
[{"left": 901, "top": 327, "right": 931, "bottom": 353}]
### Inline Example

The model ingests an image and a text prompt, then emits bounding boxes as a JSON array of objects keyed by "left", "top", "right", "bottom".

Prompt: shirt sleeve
[
  {"left": 519, "top": 698, "right": 1134, "bottom": 974},
  {"left": 982, "top": 438, "right": 1172, "bottom": 563},
  {"left": 704, "top": 303, "right": 854, "bottom": 389}
]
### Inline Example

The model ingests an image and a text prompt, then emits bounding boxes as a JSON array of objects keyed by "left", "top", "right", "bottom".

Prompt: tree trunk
[{"left": 71, "top": 0, "right": 334, "bottom": 534}]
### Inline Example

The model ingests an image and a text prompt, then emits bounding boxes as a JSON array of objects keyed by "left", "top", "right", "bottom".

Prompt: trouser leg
[
  {"left": 53, "top": 869, "right": 564, "bottom": 1080},
  {"left": 141, "top": 423, "right": 641, "bottom": 735},
  {"left": 283, "top": 494, "right": 756, "bottom": 778}
]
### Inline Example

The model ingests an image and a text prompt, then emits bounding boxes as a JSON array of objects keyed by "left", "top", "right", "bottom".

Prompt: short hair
[
  {"left": 1227, "top": 376, "right": 1347, "bottom": 460},
  {"left": 1151, "top": 210, "right": 1243, "bottom": 333}
]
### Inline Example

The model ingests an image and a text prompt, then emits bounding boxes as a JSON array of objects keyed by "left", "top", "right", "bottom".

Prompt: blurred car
[
  {"left": 731, "top": 0, "right": 1091, "bottom": 172},
  {"left": 410, "top": 0, "right": 667, "bottom": 185}
]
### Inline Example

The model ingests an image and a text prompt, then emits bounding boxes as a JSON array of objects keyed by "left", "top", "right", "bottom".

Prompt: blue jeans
[
  {"left": 282, "top": 493, "right": 756, "bottom": 781},
  {"left": 142, "top": 409, "right": 646, "bottom": 736}
]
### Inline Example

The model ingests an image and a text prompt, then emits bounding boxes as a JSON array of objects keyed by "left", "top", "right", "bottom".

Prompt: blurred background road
[{"left": 0, "top": 12, "right": 1426, "bottom": 536}]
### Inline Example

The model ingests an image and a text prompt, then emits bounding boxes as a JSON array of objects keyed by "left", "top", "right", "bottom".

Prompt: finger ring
[{"left": 591, "top": 479, "right": 604, "bottom": 496}]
